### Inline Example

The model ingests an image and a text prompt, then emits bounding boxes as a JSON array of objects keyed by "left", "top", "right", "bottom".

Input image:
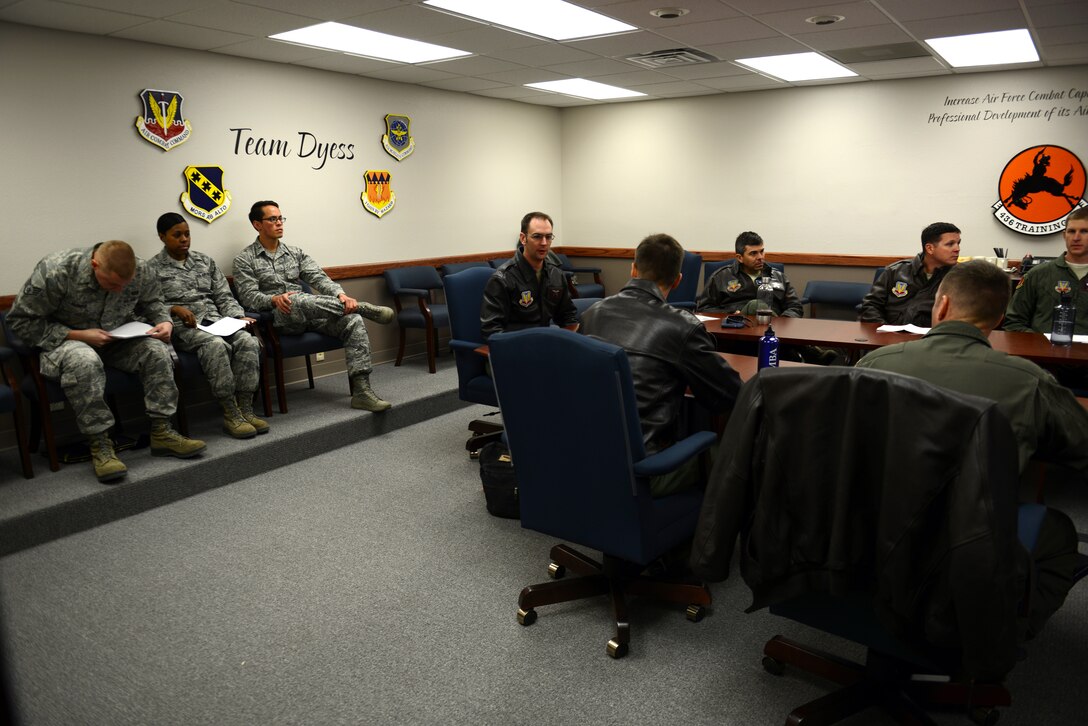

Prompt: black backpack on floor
[{"left": 478, "top": 441, "right": 519, "bottom": 519}]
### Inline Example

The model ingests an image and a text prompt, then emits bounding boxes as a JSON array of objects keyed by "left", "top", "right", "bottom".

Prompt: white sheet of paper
[
  {"left": 197, "top": 317, "right": 248, "bottom": 337},
  {"left": 876, "top": 324, "right": 930, "bottom": 334},
  {"left": 1042, "top": 333, "right": 1088, "bottom": 344},
  {"left": 695, "top": 314, "right": 718, "bottom": 322},
  {"left": 108, "top": 321, "right": 153, "bottom": 339}
]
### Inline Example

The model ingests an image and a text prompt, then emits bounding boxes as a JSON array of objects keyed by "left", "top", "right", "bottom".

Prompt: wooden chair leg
[
  {"left": 37, "top": 397, "right": 60, "bottom": 472},
  {"left": 396, "top": 328, "right": 406, "bottom": 367},
  {"left": 305, "top": 354, "right": 315, "bottom": 389},
  {"left": 273, "top": 353, "right": 288, "bottom": 414},
  {"left": 425, "top": 322, "right": 436, "bottom": 374}
]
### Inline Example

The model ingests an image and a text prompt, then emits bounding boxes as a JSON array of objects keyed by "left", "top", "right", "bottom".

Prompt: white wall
[
  {"left": 560, "top": 66, "right": 1088, "bottom": 260},
  {"left": 0, "top": 23, "right": 562, "bottom": 293}
]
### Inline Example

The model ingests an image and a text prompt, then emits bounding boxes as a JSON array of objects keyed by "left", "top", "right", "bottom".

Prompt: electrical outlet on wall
[{"left": 315, "top": 352, "right": 325, "bottom": 362}]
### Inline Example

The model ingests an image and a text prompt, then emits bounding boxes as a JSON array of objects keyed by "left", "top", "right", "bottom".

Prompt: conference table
[{"left": 701, "top": 314, "right": 1088, "bottom": 367}]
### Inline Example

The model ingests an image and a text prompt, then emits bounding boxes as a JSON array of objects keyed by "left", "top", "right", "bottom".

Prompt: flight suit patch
[
  {"left": 518, "top": 291, "right": 534, "bottom": 308},
  {"left": 891, "top": 281, "right": 909, "bottom": 298}
]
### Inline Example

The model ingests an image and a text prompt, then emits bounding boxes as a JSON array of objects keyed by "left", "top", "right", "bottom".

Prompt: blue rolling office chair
[
  {"left": 571, "top": 297, "right": 601, "bottom": 321},
  {"left": 0, "top": 346, "right": 33, "bottom": 478},
  {"left": 801, "top": 280, "right": 872, "bottom": 319},
  {"left": 383, "top": 265, "right": 450, "bottom": 374},
  {"left": 692, "top": 367, "right": 1055, "bottom": 725},
  {"left": 490, "top": 327, "right": 716, "bottom": 658},
  {"left": 552, "top": 253, "right": 605, "bottom": 299},
  {"left": 439, "top": 261, "right": 490, "bottom": 277},
  {"left": 701, "top": 258, "right": 730, "bottom": 282},
  {"left": 666, "top": 251, "right": 703, "bottom": 310},
  {"left": 443, "top": 266, "right": 502, "bottom": 454},
  {"left": 1, "top": 310, "right": 153, "bottom": 472},
  {"left": 488, "top": 256, "right": 513, "bottom": 269}
]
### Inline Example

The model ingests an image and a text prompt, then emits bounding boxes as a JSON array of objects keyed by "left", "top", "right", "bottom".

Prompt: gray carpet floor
[{"left": 1, "top": 357, "right": 1087, "bottom": 724}]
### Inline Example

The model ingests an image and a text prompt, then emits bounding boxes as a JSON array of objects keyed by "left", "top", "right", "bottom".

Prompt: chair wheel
[
  {"left": 970, "top": 707, "right": 999, "bottom": 726},
  {"left": 468, "top": 450, "right": 480, "bottom": 460},
  {"left": 517, "top": 608, "right": 536, "bottom": 626},
  {"left": 607, "top": 638, "right": 628, "bottom": 659},
  {"left": 547, "top": 562, "right": 566, "bottom": 579},
  {"left": 761, "top": 656, "right": 785, "bottom": 676},
  {"left": 686, "top": 604, "right": 706, "bottom": 622}
]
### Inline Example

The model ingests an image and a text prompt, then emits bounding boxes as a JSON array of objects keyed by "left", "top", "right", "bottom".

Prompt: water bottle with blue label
[{"left": 758, "top": 324, "right": 779, "bottom": 369}]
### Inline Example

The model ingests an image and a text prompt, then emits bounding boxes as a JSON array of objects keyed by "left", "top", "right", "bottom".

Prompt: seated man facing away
[
  {"left": 7, "top": 240, "right": 206, "bottom": 483},
  {"left": 859, "top": 221, "right": 960, "bottom": 327},
  {"left": 232, "top": 200, "right": 395, "bottom": 412},
  {"left": 148, "top": 212, "right": 268, "bottom": 439},
  {"left": 1005, "top": 206, "right": 1088, "bottom": 334},
  {"left": 696, "top": 231, "right": 802, "bottom": 317},
  {"left": 480, "top": 211, "right": 578, "bottom": 341},
  {"left": 856, "top": 259, "right": 1082, "bottom": 637},
  {"left": 580, "top": 233, "right": 742, "bottom": 497}
]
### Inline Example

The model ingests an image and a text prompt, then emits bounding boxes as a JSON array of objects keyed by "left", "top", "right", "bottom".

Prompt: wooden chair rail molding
[{"left": 0, "top": 248, "right": 1019, "bottom": 311}]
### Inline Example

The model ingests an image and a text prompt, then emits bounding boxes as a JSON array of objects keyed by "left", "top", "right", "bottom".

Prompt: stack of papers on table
[{"left": 876, "top": 324, "right": 930, "bottom": 334}]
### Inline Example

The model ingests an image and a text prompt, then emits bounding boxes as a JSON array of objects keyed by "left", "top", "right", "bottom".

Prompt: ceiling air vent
[{"left": 624, "top": 48, "right": 718, "bottom": 69}]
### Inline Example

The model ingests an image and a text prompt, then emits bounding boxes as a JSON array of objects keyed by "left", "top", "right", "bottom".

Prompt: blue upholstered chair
[
  {"left": 489, "top": 327, "right": 716, "bottom": 658},
  {"left": 232, "top": 279, "right": 347, "bottom": 414},
  {"left": 666, "top": 251, "right": 702, "bottom": 310},
  {"left": 488, "top": 256, "right": 513, "bottom": 269},
  {"left": 443, "top": 266, "right": 501, "bottom": 454},
  {"left": 552, "top": 253, "right": 605, "bottom": 299},
  {"left": 801, "top": 280, "right": 872, "bottom": 318},
  {"left": 439, "top": 261, "right": 490, "bottom": 277},
  {"left": 1, "top": 311, "right": 148, "bottom": 472},
  {"left": 0, "top": 345, "right": 33, "bottom": 478},
  {"left": 384, "top": 265, "right": 450, "bottom": 374},
  {"left": 701, "top": 258, "right": 730, "bottom": 283}
]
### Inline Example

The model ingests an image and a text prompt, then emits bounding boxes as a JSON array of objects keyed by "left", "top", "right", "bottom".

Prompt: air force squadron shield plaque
[
  {"left": 181, "top": 165, "right": 232, "bottom": 223},
  {"left": 381, "top": 114, "right": 415, "bottom": 161},
  {"left": 135, "top": 89, "right": 192, "bottom": 151},
  {"left": 361, "top": 170, "right": 395, "bottom": 218}
]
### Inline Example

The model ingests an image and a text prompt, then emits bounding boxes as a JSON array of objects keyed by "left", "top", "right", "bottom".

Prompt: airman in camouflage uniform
[
  {"left": 7, "top": 241, "right": 206, "bottom": 483},
  {"left": 232, "top": 201, "right": 395, "bottom": 412},
  {"left": 148, "top": 213, "right": 267, "bottom": 439}
]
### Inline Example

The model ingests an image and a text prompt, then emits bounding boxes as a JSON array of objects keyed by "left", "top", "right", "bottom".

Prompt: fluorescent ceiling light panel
[
  {"left": 734, "top": 52, "right": 856, "bottom": 82},
  {"left": 525, "top": 78, "right": 645, "bottom": 100},
  {"left": 925, "top": 29, "right": 1038, "bottom": 68},
  {"left": 270, "top": 22, "right": 470, "bottom": 64},
  {"left": 424, "top": 0, "right": 636, "bottom": 41}
]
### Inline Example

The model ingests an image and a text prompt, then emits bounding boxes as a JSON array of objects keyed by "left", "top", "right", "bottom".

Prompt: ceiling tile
[
  {"left": 60, "top": 0, "right": 213, "bottom": 16},
  {"left": 290, "top": 53, "right": 399, "bottom": 74},
  {"left": 699, "top": 36, "right": 811, "bottom": 60},
  {"left": 723, "top": 0, "right": 849, "bottom": 13},
  {"left": 564, "top": 29, "right": 678, "bottom": 57},
  {"left": 423, "top": 25, "right": 544, "bottom": 54},
  {"left": 872, "top": 0, "right": 1022, "bottom": 23},
  {"left": 903, "top": 11, "right": 1041, "bottom": 40},
  {"left": 653, "top": 16, "right": 782, "bottom": 47},
  {"left": 1040, "top": 44, "right": 1088, "bottom": 64},
  {"left": 231, "top": 0, "right": 405, "bottom": 20},
  {"left": 420, "top": 76, "right": 508, "bottom": 91},
  {"left": 212, "top": 38, "right": 331, "bottom": 62},
  {"left": 486, "top": 42, "right": 599, "bottom": 66},
  {"left": 756, "top": 2, "right": 892, "bottom": 34},
  {"left": 364, "top": 64, "right": 459, "bottom": 83},
  {"left": 1026, "top": 2, "right": 1088, "bottom": 27},
  {"left": 476, "top": 67, "right": 571, "bottom": 84},
  {"left": 110, "top": 20, "right": 252, "bottom": 49},
  {"left": 1036, "top": 23, "right": 1088, "bottom": 46},
  {"left": 517, "top": 93, "right": 593, "bottom": 107},
  {"left": 585, "top": 68, "right": 676, "bottom": 85},
  {"left": 166, "top": 3, "right": 313, "bottom": 36},
  {"left": 622, "top": 79, "right": 713, "bottom": 94},
  {"left": 543, "top": 57, "right": 637, "bottom": 76},
  {"left": 693, "top": 73, "right": 789, "bottom": 91},
  {"left": 849, "top": 56, "right": 948, "bottom": 76},
  {"left": 0, "top": 0, "right": 146, "bottom": 33},
  {"left": 655, "top": 61, "right": 756, "bottom": 80},
  {"left": 469, "top": 85, "right": 547, "bottom": 99},
  {"left": 793, "top": 23, "right": 913, "bottom": 51},
  {"left": 424, "top": 54, "right": 526, "bottom": 75},
  {"left": 591, "top": 0, "right": 742, "bottom": 28},
  {"left": 341, "top": 4, "right": 481, "bottom": 38}
]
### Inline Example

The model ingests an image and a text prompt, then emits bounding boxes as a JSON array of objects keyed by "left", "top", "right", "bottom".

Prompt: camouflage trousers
[
  {"left": 40, "top": 337, "right": 178, "bottom": 436},
  {"left": 273, "top": 293, "right": 373, "bottom": 376},
  {"left": 173, "top": 326, "right": 261, "bottom": 402}
]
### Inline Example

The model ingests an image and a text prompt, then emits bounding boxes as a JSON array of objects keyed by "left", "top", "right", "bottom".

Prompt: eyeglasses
[
  {"left": 527, "top": 233, "right": 555, "bottom": 242},
  {"left": 262, "top": 216, "right": 287, "bottom": 224}
]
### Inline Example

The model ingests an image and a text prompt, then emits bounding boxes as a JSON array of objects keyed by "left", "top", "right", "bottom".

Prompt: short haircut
[
  {"left": 938, "top": 259, "right": 1010, "bottom": 325},
  {"left": 1067, "top": 207, "right": 1088, "bottom": 226},
  {"left": 249, "top": 200, "right": 279, "bottom": 223},
  {"left": 921, "top": 222, "right": 960, "bottom": 251},
  {"left": 95, "top": 240, "right": 136, "bottom": 279},
  {"left": 735, "top": 231, "right": 763, "bottom": 255},
  {"left": 156, "top": 212, "right": 186, "bottom": 235},
  {"left": 520, "top": 211, "right": 553, "bottom": 235},
  {"left": 635, "top": 234, "right": 684, "bottom": 284}
]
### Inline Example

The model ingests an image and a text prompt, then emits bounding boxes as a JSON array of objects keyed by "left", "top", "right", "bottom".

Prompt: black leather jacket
[
  {"left": 690, "top": 367, "right": 1027, "bottom": 681},
  {"left": 480, "top": 250, "right": 577, "bottom": 341},
  {"left": 696, "top": 261, "right": 802, "bottom": 317},
  {"left": 859, "top": 253, "right": 952, "bottom": 327},
  {"left": 579, "top": 278, "right": 742, "bottom": 453}
]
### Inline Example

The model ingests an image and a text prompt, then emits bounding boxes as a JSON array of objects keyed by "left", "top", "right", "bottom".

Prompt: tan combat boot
[
  {"left": 350, "top": 374, "right": 391, "bottom": 412},
  {"left": 89, "top": 431, "right": 127, "bottom": 483},
  {"left": 236, "top": 394, "right": 270, "bottom": 434},
  {"left": 358, "top": 302, "right": 395, "bottom": 324},
  {"left": 150, "top": 419, "right": 207, "bottom": 458},
  {"left": 221, "top": 399, "right": 257, "bottom": 439}
]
